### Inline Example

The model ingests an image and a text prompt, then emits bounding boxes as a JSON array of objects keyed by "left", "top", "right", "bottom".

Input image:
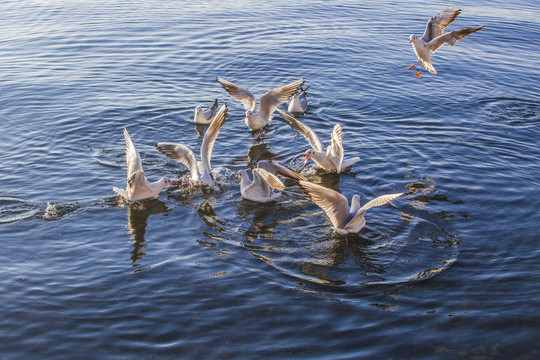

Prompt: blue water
[{"left": 1, "top": 0, "right": 539, "bottom": 358}]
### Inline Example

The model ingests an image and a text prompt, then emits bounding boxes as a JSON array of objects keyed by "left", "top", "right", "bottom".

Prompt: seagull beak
[
  {"left": 169, "top": 181, "right": 178, "bottom": 186},
  {"left": 409, "top": 39, "right": 413, "bottom": 43},
  {"left": 303, "top": 154, "right": 310, "bottom": 163},
  {"left": 237, "top": 177, "right": 241, "bottom": 184}
]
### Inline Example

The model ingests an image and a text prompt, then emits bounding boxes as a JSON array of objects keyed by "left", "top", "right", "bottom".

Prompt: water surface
[{"left": 1, "top": 0, "right": 539, "bottom": 358}]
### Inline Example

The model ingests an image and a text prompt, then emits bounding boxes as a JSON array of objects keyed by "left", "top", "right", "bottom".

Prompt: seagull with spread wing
[
  {"left": 299, "top": 181, "right": 404, "bottom": 235},
  {"left": 408, "top": 8, "right": 485, "bottom": 78},
  {"left": 216, "top": 76, "right": 304, "bottom": 136},
  {"left": 156, "top": 104, "right": 228, "bottom": 190},
  {"left": 113, "top": 128, "right": 176, "bottom": 201},
  {"left": 277, "top": 108, "right": 359, "bottom": 173}
]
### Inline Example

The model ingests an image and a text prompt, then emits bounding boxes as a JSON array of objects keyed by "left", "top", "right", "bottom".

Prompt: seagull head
[
  {"left": 195, "top": 106, "right": 203, "bottom": 114},
  {"left": 409, "top": 35, "right": 418, "bottom": 43},
  {"left": 164, "top": 178, "right": 178, "bottom": 186},
  {"left": 235, "top": 169, "right": 248, "bottom": 183},
  {"left": 303, "top": 149, "right": 314, "bottom": 162}
]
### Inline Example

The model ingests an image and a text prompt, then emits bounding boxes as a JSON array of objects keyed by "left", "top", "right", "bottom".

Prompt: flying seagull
[
  {"left": 216, "top": 76, "right": 304, "bottom": 136},
  {"left": 408, "top": 8, "right": 485, "bottom": 78}
]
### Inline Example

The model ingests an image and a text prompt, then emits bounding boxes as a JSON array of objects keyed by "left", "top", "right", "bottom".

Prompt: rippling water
[{"left": 1, "top": 0, "right": 539, "bottom": 358}]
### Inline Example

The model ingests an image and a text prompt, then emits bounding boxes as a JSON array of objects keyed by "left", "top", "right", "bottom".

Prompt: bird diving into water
[{"left": 408, "top": 8, "right": 485, "bottom": 78}]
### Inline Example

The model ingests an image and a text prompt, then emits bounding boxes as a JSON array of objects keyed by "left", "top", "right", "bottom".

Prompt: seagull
[
  {"left": 113, "top": 128, "right": 176, "bottom": 201},
  {"left": 193, "top": 98, "right": 219, "bottom": 125},
  {"left": 257, "top": 159, "right": 308, "bottom": 181},
  {"left": 216, "top": 76, "right": 304, "bottom": 136},
  {"left": 238, "top": 167, "right": 285, "bottom": 203},
  {"left": 299, "top": 181, "right": 404, "bottom": 234},
  {"left": 408, "top": 8, "right": 485, "bottom": 78},
  {"left": 156, "top": 104, "right": 228, "bottom": 190},
  {"left": 276, "top": 108, "right": 360, "bottom": 173},
  {"left": 288, "top": 86, "right": 310, "bottom": 113}
]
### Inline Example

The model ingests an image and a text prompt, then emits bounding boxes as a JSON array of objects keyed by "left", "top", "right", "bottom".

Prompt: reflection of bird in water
[
  {"left": 193, "top": 98, "right": 219, "bottom": 125},
  {"left": 237, "top": 201, "right": 280, "bottom": 241},
  {"left": 113, "top": 128, "right": 176, "bottom": 201},
  {"left": 247, "top": 143, "right": 276, "bottom": 166},
  {"left": 156, "top": 104, "right": 228, "bottom": 190},
  {"left": 193, "top": 124, "right": 206, "bottom": 138},
  {"left": 125, "top": 200, "right": 169, "bottom": 268},
  {"left": 299, "top": 235, "right": 386, "bottom": 285},
  {"left": 299, "top": 180, "right": 404, "bottom": 234},
  {"left": 197, "top": 199, "right": 226, "bottom": 232},
  {"left": 277, "top": 108, "right": 360, "bottom": 173}
]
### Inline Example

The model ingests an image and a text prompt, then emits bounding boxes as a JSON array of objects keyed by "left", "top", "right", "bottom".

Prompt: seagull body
[
  {"left": 277, "top": 108, "right": 360, "bottom": 173},
  {"left": 193, "top": 98, "right": 219, "bottom": 125},
  {"left": 299, "top": 181, "right": 404, "bottom": 234},
  {"left": 156, "top": 104, "right": 228, "bottom": 190},
  {"left": 216, "top": 76, "right": 305, "bottom": 131},
  {"left": 113, "top": 128, "right": 174, "bottom": 201},
  {"left": 239, "top": 167, "right": 285, "bottom": 203},
  {"left": 408, "top": 8, "right": 485, "bottom": 78},
  {"left": 288, "top": 86, "right": 309, "bottom": 113}
]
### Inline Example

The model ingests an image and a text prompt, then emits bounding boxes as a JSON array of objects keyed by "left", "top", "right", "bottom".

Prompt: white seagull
[
  {"left": 193, "top": 98, "right": 219, "bottom": 125},
  {"left": 156, "top": 104, "right": 228, "bottom": 190},
  {"left": 238, "top": 167, "right": 285, "bottom": 203},
  {"left": 288, "top": 86, "right": 309, "bottom": 113},
  {"left": 216, "top": 76, "right": 305, "bottom": 136},
  {"left": 408, "top": 8, "right": 485, "bottom": 78},
  {"left": 277, "top": 108, "right": 360, "bottom": 173},
  {"left": 113, "top": 128, "right": 176, "bottom": 201},
  {"left": 299, "top": 181, "right": 404, "bottom": 235}
]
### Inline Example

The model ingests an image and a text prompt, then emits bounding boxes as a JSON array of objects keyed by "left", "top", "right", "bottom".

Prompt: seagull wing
[
  {"left": 253, "top": 168, "right": 285, "bottom": 190},
  {"left": 299, "top": 181, "right": 350, "bottom": 229},
  {"left": 257, "top": 160, "right": 307, "bottom": 181},
  {"left": 200, "top": 104, "right": 228, "bottom": 176},
  {"left": 276, "top": 108, "right": 324, "bottom": 152},
  {"left": 326, "top": 124, "right": 344, "bottom": 173},
  {"left": 421, "top": 8, "right": 461, "bottom": 42},
  {"left": 155, "top": 142, "right": 199, "bottom": 179},
  {"left": 216, "top": 77, "right": 256, "bottom": 112},
  {"left": 427, "top": 25, "right": 485, "bottom": 52},
  {"left": 127, "top": 170, "right": 150, "bottom": 199},
  {"left": 123, "top": 128, "right": 143, "bottom": 181},
  {"left": 258, "top": 78, "right": 304, "bottom": 120},
  {"left": 344, "top": 193, "right": 404, "bottom": 231},
  {"left": 358, "top": 193, "right": 404, "bottom": 213}
]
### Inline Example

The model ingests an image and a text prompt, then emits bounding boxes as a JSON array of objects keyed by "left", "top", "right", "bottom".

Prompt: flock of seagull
[{"left": 113, "top": 8, "right": 484, "bottom": 234}]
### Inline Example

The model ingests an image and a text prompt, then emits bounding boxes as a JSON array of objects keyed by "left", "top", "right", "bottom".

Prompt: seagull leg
[
  {"left": 416, "top": 63, "right": 424, "bottom": 78},
  {"left": 256, "top": 129, "right": 265, "bottom": 139},
  {"left": 407, "top": 59, "right": 419, "bottom": 71}
]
